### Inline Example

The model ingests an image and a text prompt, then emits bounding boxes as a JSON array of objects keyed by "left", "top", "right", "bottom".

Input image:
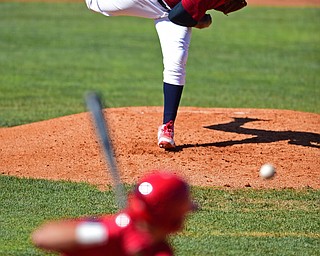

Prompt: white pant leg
[
  {"left": 85, "top": 0, "right": 168, "bottom": 19},
  {"left": 155, "top": 17, "right": 192, "bottom": 86}
]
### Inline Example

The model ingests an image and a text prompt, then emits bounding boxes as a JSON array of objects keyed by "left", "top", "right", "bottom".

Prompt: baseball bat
[{"left": 85, "top": 91, "right": 127, "bottom": 210}]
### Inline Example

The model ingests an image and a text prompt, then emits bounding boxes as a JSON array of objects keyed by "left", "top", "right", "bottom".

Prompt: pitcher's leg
[
  {"left": 163, "top": 83, "right": 183, "bottom": 124},
  {"left": 85, "top": 0, "right": 168, "bottom": 18},
  {"left": 155, "top": 18, "right": 192, "bottom": 148},
  {"left": 155, "top": 17, "right": 192, "bottom": 86}
]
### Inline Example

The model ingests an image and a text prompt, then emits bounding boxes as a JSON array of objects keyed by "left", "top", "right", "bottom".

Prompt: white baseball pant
[{"left": 85, "top": 0, "right": 192, "bottom": 85}]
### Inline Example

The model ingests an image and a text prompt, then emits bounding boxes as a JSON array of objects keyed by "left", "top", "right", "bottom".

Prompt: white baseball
[{"left": 259, "top": 164, "right": 276, "bottom": 179}]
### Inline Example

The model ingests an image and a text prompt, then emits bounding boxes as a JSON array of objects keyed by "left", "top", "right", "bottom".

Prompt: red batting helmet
[{"left": 127, "top": 171, "right": 197, "bottom": 233}]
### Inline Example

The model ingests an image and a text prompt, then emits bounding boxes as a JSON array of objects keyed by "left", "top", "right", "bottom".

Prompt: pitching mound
[{"left": 1, "top": 107, "right": 319, "bottom": 189}]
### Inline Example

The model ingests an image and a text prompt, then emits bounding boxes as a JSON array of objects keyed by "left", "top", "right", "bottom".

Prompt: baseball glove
[{"left": 215, "top": 0, "right": 247, "bottom": 15}]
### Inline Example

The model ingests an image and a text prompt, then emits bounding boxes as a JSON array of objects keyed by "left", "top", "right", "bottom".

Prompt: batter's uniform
[
  {"left": 85, "top": 0, "right": 234, "bottom": 86},
  {"left": 32, "top": 170, "right": 196, "bottom": 256},
  {"left": 40, "top": 172, "right": 196, "bottom": 256},
  {"left": 60, "top": 211, "right": 173, "bottom": 256}
]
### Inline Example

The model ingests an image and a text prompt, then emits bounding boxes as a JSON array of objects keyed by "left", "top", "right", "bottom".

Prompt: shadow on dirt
[{"left": 176, "top": 117, "right": 320, "bottom": 150}]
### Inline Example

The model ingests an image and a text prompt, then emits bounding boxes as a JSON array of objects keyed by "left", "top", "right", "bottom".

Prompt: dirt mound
[{"left": 1, "top": 107, "right": 319, "bottom": 189}]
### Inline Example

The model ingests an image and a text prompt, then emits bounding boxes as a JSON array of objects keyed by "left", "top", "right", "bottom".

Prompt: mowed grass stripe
[{"left": 182, "top": 231, "right": 320, "bottom": 238}]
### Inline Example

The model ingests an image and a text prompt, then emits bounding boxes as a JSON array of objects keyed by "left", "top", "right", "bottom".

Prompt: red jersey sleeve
[{"left": 181, "top": 0, "right": 226, "bottom": 21}]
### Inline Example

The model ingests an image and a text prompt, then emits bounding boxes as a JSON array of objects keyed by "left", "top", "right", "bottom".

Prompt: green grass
[
  {"left": 0, "top": 176, "right": 117, "bottom": 255},
  {"left": 174, "top": 188, "right": 320, "bottom": 255},
  {"left": 1, "top": 176, "right": 319, "bottom": 255},
  {"left": 0, "top": 3, "right": 319, "bottom": 127},
  {"left": 0, "top": 3, "right": 319, "bottom": 255},
  {"left": 187, "top": 8, "right": 320, "bottom": 111}
]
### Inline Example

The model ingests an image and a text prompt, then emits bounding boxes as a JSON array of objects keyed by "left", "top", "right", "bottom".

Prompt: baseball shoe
[{"left": 158, "top": 120, "right": 175, "bottom": 149}]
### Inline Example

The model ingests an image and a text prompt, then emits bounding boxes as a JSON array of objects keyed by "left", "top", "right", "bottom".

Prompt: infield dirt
[{"left": 1, "top": 107, "right": 319, "bottom": 189}]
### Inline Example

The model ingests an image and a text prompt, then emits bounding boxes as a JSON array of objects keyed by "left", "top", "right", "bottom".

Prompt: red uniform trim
[{"left": 165, "top": 0, "right": 227, "bottom": 21}]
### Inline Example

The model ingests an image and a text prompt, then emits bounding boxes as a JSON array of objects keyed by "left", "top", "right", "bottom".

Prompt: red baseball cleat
[{"left": 157, "top": 120, "right": 175, "bottom": 149}]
